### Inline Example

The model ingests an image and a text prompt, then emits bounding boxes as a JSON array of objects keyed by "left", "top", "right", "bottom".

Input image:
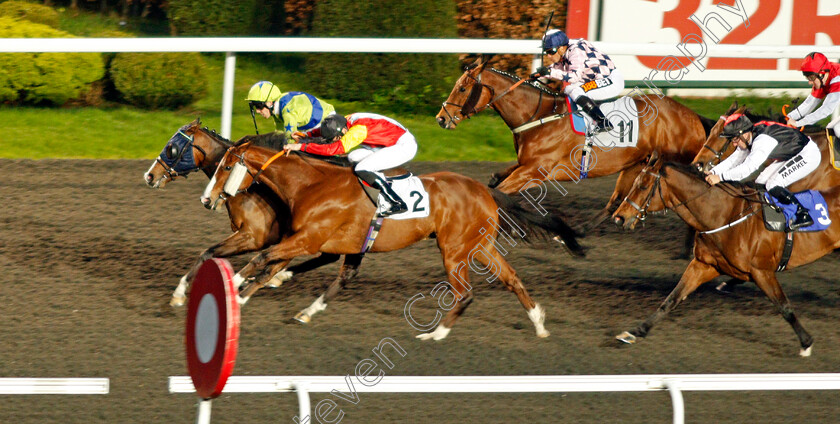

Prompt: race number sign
[{"left": 185, "top": 258, "right": 240, "bottom": 399}]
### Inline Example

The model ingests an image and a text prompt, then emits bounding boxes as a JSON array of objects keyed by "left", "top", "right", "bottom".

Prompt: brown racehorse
[
  {"left": 612, "top": 155, "right": 840, "bottom": 356},
  {"left": 436, "top": 58, "right": 715, "bottom": 231},
  {"left": 144, "top": 119, "right": 365, "bottom": 322},
  {"left": 199, "top": 141, "right": 584, "bottom": 340}
]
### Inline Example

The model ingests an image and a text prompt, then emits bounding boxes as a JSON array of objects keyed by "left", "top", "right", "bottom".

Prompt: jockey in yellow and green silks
[{"left": 245, "top": 81, "right": 336, "bottom": 139}]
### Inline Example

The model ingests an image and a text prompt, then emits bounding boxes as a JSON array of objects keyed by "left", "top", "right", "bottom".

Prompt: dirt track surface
[{"left": 1, "top": 159, "right": 839, "bottom": 424}]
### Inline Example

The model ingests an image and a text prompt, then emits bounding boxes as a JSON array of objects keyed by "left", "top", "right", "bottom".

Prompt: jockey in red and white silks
[
  {"left": 787, "top": 52, "right": 840, "bottom": 137},
  {"left": 286, "top": 112, "right": 417, "bottom": 216}
]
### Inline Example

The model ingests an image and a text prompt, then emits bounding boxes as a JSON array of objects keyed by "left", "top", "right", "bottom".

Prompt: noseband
[{"left": 440, "top": 71, "right": 493, "bottom": 127}]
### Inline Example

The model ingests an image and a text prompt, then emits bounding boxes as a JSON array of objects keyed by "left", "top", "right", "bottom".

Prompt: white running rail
[
  {"left": 169, "top": 374, "right": 840, "bottom": 424},
  {"left": 0, "top": 378, "right": 109, "bottom": 394}
]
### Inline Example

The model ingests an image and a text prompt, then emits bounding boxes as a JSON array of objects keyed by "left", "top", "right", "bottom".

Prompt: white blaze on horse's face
[{"left": 223, "top": 162, "right": 249, "bottom": 197}]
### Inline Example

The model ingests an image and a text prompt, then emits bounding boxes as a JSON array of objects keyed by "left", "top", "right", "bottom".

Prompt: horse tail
[{"left": 488, "top": 189, "right": 585, "bottom": 257}]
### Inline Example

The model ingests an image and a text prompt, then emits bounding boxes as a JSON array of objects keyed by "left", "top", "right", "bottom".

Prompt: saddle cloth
[
  {"left": 567, "top": 96, "right": 640, "bottom": 147},
  {"left": 762, "top": 190, "right": 831, "bottom": 232},
  {"left": 376, "top": 173, "right": 430, "bottom": 220}
]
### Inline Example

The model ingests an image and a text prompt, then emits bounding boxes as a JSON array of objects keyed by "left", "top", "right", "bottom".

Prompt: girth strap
[
  {"left": 776, "top": 232, "right": 794, "bottom": 272},
  {"left": 360, "top": 216, "right": 385, "bottom": 254}
]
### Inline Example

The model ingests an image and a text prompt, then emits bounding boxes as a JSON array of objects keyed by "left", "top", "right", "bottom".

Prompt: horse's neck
[
  {"left": 663, "top": 169, "right": 749, "bottom": 231},
  {"left": 197, "top": 131, "right": 229, "bottom": 178},
  {"left": 253, "top": 153, "right": 356, "bottom": 206},
  {"left": 487, "top": 73, "right": 561, "bottom": 128}
]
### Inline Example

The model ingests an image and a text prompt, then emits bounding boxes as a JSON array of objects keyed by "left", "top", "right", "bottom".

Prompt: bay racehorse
[
  {"left": 200, "top": 140, "right": 584, "bottom": 340},
  {"left": 436, "top": 58, "right": 715, "bottom": 232},
  {"left": 144, "top": 119, "right": 365, "bottom": 322},
  {"left": 612, "top": 154, "right": 840, "bottom": 356}
]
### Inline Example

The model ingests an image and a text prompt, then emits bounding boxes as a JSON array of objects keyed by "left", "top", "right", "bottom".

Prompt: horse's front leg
[
  {"left": 171, "top": 230, "right": 259, "bottom": 307},
  {"left": 266, "top": 253, "right": 343, "bottom": 288},
  {"left": 584, "top": 162, "right": 644, "bottom": 234},
  {"left": 616, "top": 259, "right": 720, "bottom": 344},
  {"left": 488, "top": 162, "right": 520, "bottom": 188},
  {"left": 235, "top": 232, "right": 322, "bottom": 305},
  {"left": 295, "top": 253, "right": 364, "bottom": 323}
]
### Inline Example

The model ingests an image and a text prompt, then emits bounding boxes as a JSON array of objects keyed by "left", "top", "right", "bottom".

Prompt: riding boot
[
  {"left": 356, "top": 170, "right": 408, "bottom": 217},
  {"left": 575, "top": 95, "right": 613, "bottom": 132},
  {"left": 768, "top": 186, "right": 814, "bottom": 230},
  {"left": 833, "top": 134, "right": 840, "bottom": 168}
]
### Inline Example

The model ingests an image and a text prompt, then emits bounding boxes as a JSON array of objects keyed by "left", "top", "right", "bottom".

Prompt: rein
[{"left": 156, "top": 130, "right": 211, "bottom": 180}]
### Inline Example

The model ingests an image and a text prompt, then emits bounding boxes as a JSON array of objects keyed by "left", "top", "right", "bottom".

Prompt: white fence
[
  {"left": 0, "top": 378, "right": 109, "bottom": 394},
  {"left": 2, "top": 37, "right": 839, "bottom": 138},
  {"left": 168, "top": 374, "right": 840, "bottom": 424}
]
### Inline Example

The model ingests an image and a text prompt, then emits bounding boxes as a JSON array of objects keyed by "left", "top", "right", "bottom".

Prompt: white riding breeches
[
  {"left": 756, "top": 140, "right": 821, "bottom": 189},
  {"left": 828, "top": 115, "right": 840, "bottom": 138},
  {"left": 350, "top": 131, "right": 417, "bottom": 174},
  {"left": 565, "top": 68, "right": 625, "bottom": 102}
]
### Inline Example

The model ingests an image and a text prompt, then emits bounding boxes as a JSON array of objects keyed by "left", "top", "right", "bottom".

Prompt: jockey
[
  {"left": 283, "top": 113, "right": 418, "bottom": 217},
  {"left": 530, "top": 29, "right": 624, "bottom": 133},
  {"left": 705, "top": 114, "right": 820, "bottom": 230},
  {"left": 245, "top": 80, "right": 336, "bottom": 139},
  {"left": 786, "top": 52, "right": 840, "bottom": 156}
]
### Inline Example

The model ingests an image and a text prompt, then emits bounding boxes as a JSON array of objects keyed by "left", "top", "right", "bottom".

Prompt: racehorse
[
  {"left": 144, "top": 119, "right": 365, "bottom": 322},
  {"left": 436, "top": 57, "right": 715, "bottom": 231},
  {"left": 612, "top": 154, "right": 840, "bottom": 356},
  {"left": 199, "top": 140, "right": 585, "bottom": 340}
]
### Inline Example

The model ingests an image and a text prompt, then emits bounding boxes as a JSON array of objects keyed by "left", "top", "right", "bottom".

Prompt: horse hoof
[
  {"left": 616, "top": 331, "right": 637, "bottom": 344},
  {"left": 236, "top": 295, "right": 249, "bottom": 306},
  {"left": 715, "top": 282, "right": 733, "bottom": 294},
  {"left": 536, "top": 330, "right": 550, "bottom": 338},
  {"left": 800, "top": 346, "right": 813, "bottom": 357},
  {"left": 294, "top": 312, "right": 311, "bottom": 324},
  {"left": 267, "top": 270, "right": 293, "bottom": 288},
  {"left": 170, "top": 296, "right": 186, "bottom": 307},
  {"left": 415, "top": 333, "right": 434, "bottom": 340}
]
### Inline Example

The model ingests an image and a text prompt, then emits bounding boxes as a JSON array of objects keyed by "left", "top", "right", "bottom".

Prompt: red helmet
[{"left": 801, "top": 52, "right": 829, "bottom": 74}]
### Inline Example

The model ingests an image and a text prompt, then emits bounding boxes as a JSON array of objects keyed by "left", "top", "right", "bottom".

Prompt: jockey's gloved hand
[{"left": 530, "top": 66, "right": 550, "bottom": 79}]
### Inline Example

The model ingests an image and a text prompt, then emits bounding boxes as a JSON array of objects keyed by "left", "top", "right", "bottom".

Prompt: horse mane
[
  {"left": 662, "top": 161, "right": 760, "bottom": 198},
  {"left": 233, "top": 132, "right": 287, "bottom": 151},
  {"left": 488, "top": 68, "right": 561, "bottom": 96},
  {"left": 194, "top": 126, "right": 233, "bottom": 148}
]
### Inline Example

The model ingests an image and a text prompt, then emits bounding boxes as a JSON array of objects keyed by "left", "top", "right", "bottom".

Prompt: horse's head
[
  {"left": 691, "top": 103, "right": 743, "bottom": 172},
  {"left": 612, "top": 152, "right": 667, "bottom": 231},
  {"left": 144, "top": 118, "right": 231, "bottom": 188},
  {"left": 436, "top": 56, "right": 493, "bottom": 129},
  {"left": 200, "top": 141, "right": 286, "bottom": 211}
]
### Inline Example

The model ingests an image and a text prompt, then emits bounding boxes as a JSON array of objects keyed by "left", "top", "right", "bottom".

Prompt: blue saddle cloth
[{"left": 764, "top": 190, "right": 832, "bottom": 232}]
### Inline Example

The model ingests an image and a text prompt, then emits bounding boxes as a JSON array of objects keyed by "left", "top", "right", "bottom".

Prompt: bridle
[
  {"left": 439, "top": 67, "right": 555, "bottom": 129},
  {"left": 623, "top": 166, "right": 714, "bottom": 224},
  {"left": 155, "top": 129, "right": 210, "bottom": 181},
  {"left": 214, "top": 143, "right": 286, "bottom": 201}
]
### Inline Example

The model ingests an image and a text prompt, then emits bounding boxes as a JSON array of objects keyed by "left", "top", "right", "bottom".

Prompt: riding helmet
[
  {"left": 320, "top": 114, "right": 348, "bottom": 140},
  {"left": 245, "top": 81, "right": 282, "bottom": 103},
  {"left": 720, "top": 113, "right": 753, "bottom": 138},
  {"left": 543, "top": 29, "right": 569, "bottom": 50},
  {"left": 800, "top": 52, "right": 830, "bottom": 76}
]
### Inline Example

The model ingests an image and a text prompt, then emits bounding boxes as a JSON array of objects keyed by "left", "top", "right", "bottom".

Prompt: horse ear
[
  {"left": 478, "top": 54, "right": 493, "bottom": 72},
  {"left": 647, "top": 151, "right": 660, "bottom": 166},
  {"left": 726, "top": 101, "right": 739, "bottom": 115},
  {"left": 191, "top": 117, "right": 201, "bottom": 126}
]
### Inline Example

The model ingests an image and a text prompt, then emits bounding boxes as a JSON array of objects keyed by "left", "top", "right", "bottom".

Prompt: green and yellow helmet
[{"left": 245, "top": 81, "right": 282, "bottom": 103}]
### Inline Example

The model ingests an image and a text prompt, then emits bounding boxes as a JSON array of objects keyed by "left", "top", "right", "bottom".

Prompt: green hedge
[
  {"left": 0, "top": 16, "right": 104, "bottom": 105},
  {"left": 110, "top": 52, "right": 207, "bottom": 109},
  {"left": 167, "top": 0, "right": 258, "bottom": 35},
  {"left": 305, "top": 0, "right": 459, "bottom": 113},
  {"left": 0, "top": 0, "right": 59, "bottom": 28}
]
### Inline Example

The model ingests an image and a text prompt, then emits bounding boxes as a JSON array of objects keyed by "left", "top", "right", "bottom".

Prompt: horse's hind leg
[
  {"left": 489, "top": 163, "right": 520, "bottom": 188},
  {"left": 751, "top": 270, "right": 814, "bottom": 357},
  {"left": 295, "top": 254, "right": 364, "bottom": 324},
  {"left": 481, "top": 247, "right": 549, "bottom": 338},
  {"left": 416, "top": 252, "right": 475, "bottom": 341},
  {"left": 617, "top": 259, "right": 720, "bottom": 344}
]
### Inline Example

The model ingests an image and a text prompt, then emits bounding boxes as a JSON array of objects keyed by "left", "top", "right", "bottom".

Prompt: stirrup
[
  {"left": 788, "top": 214, "right": 813, "bottom": 231},
  {"left": 379, "top": 202, "right": 408, "bottom": 217}
]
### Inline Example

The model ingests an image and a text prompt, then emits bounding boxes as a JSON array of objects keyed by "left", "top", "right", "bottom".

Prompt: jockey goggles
[
  {"left": 249, "top": 100, "right": 268, "bottom": 111},
  {"left": 543, "top": 47, "right": 559, "bottom": 55}
]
